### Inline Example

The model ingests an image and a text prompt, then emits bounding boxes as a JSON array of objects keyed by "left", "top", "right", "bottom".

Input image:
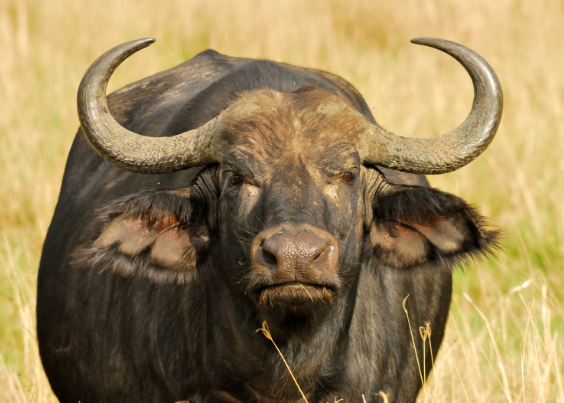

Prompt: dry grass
[{"left": 1, "top": 0, "right": 563, "bottom": 401}]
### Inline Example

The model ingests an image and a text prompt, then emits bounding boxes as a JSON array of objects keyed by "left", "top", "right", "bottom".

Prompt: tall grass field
[{"left": 1, "top": 0, "right": 563, "bottom": 401}]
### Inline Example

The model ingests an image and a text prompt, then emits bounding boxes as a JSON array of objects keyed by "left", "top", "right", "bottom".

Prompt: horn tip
[
  {"left": 138, "top": 37, "right": 156, "bottom": 46},
  {"left": 126, "top": 38, "right": 156, "bottom": 53},
  {"left": 410, "top": 37, "right": 438, "bottom": 46}
]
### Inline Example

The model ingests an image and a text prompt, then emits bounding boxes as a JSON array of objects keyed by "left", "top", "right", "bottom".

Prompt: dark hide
[{"left": 37, "top": 50, "right": 498, "bottom": 403}]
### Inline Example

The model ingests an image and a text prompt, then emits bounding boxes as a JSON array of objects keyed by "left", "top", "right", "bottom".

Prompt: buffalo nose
[{"left": 257, "top": 228, "right": 333, "bottom": 273}]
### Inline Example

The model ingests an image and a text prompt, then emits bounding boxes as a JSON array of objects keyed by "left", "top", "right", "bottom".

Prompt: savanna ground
[{"left": 1, "top": 0, "right": 563, "bottom": 401}]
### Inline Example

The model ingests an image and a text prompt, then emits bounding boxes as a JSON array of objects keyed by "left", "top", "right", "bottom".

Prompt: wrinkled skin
[{"left": 37, "top": 50, "right": 498, "bottom": 403}]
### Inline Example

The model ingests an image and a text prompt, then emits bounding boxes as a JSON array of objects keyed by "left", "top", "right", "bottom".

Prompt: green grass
[{"left": 1, "top": 0, "right": 563, "bottom": 401}]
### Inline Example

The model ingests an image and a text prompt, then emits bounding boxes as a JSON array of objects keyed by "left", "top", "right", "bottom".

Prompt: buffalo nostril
[
  {"left": 261, "top": 247, "right": 278, "bottom": 267},
  {"left": 313, "top": 251, "right": 323, "bottom": 261}
]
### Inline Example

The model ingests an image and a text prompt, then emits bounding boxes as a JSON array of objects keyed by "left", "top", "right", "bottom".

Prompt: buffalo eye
[
  {"left": 342, "top": 172, "right": 355, "bottom": 183},
  {"left": 229, "top": 175, "right": 244, "bottom": 186}
]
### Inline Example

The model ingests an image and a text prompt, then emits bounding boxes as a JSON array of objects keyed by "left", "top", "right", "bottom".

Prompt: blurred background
[{"left": 1, "top": 0, "right": 563, "bottom": 401}]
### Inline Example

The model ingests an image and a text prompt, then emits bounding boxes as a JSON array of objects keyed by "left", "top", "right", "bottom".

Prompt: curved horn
[
  {"left": 362, "top": 38, "right": 503, "bottom": 175},
  {"left": 77, "top": 38, "right": 223, "bottom": 174}
]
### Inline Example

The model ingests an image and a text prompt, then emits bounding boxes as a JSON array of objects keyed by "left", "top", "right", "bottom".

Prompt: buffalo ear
[
  {"left": 368, "top": 184, "right": 499, "bottom": 270},
  {"left": 72, "top": 189, "right": 210, "bottom": 283}
]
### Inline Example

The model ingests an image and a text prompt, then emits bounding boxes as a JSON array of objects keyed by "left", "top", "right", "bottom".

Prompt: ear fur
[
  {"left": 368, "top": 180, "right": 500, "bottom": 270},
  {"left": 72, "top": 189, "right": 210, "bottom": 284}
]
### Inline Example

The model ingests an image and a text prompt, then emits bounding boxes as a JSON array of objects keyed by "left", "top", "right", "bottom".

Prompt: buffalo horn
[
  {"left": 77, "top": 38, "right": 223, "bottom": 173},
  {"left": 361, "top": 38, "right": 503, "bottom": 174}
]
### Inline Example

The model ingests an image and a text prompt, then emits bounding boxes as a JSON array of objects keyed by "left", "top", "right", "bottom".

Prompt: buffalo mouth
[{"left": 256, "top": 282, "right": 336, "bottom": 308}]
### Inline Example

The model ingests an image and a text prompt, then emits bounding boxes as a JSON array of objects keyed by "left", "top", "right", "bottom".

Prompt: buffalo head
[{"left": 75, "top": 38, "right": 502, "bottom": 336}]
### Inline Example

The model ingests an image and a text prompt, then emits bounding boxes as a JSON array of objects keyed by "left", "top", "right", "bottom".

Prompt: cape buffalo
[{"left": 37, "top": 37, "right": 502, "bottom": 402}]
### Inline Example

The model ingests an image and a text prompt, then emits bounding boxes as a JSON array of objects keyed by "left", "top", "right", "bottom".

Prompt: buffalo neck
[{"left": 201, "top": 255, "right": 360, "bottom": 400}]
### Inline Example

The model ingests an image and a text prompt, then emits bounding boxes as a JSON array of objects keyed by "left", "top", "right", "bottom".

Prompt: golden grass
[
  {"left": 258, "top": 321, "right": 310, "bottom": 403},
  {"left": 1, "top": 0, "right": 563, "bottom": 401}
]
